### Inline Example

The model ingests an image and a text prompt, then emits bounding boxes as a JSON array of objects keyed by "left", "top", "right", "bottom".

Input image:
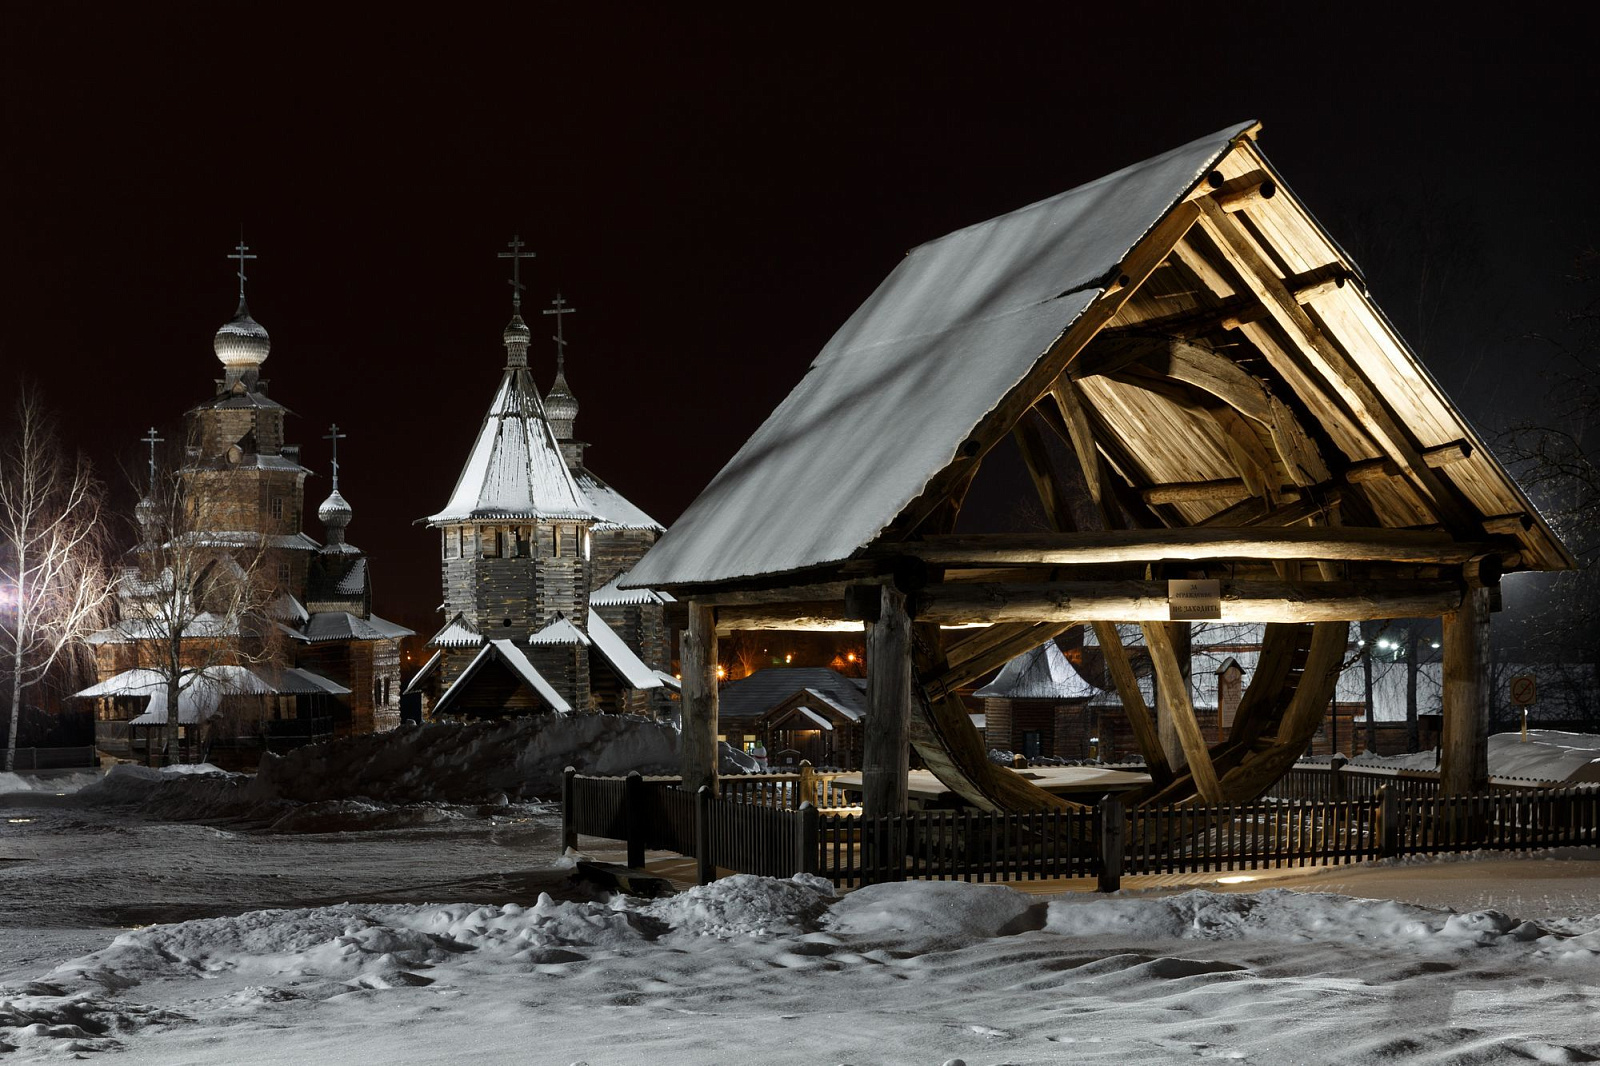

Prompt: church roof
[
  {"left": 573, "top": 468, "right": 663, "bottom": 532},
  {"left": 427, "top": 613, "right": 482, "bottom": 648},
  {"left": 589, "top": 573, "right": 675, "bottom": 607},
  {"left": 302, "top": 611, "right": 413, "bottom": 643},
  {"left": 434, "top": 639, "right": 572, "bottom": 715},
  {"left": 625, "top": 120, "right": 1570, "bottom": 591},
  {"left": 717, "top": 668, "right": 868, "bottom": 722},
  {"left": 975, "top": 641, "right": 1100, "bottom": 700},
  {"left": 427, "top": 368, "right": 597, "bottom": 524},
  {"left": 74, "top": 664, "right": 349, "bottom": 723},
  {"left": 586, "top": 609, "right": 662, "bottom": 690},
  {"left": 527, "top": 616, "right": 590, "bottom": 646}
]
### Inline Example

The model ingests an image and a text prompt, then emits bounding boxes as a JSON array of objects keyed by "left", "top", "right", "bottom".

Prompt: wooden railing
[
  {"left": 3, "top": 745, "right": 98, "bottom": 771},
  {"left": 562, "top": 769, "right": 1600, "bottom": 890},
  {"left": 1263, "top": 758, "right": 1572, "bottom": 804}
]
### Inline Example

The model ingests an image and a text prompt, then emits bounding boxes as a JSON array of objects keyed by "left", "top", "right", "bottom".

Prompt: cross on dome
[
  {"left": 228, "top": 236, "right": 257, "bottom": 303},
  {"left": 141, "top": 427, "right": 164, "bottom": 490},
  {"left": 498, "top": 235, "right": 535, "bottom": 311},
  {"left": 324, "top": 423, "right": 346, "bottom": 491},
  {"left": 544, "top": 292, "right": 576, "bottom": 373}
]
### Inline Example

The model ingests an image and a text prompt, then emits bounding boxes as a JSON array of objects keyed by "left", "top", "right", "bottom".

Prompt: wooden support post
[
  {"left": 561, "top": 765, "right": 578, "bottom": 852},
  {"left": 1153, "top": 622, "right": 1193, "bottom": 772},
  {"left": 1441, "top": 587, "right": 1492, "bottom": 796},
  {"left": 1378, "top": 785, "right": 1399, "bottom": 857},
  {"left": 1092, "top": 621, "right": 1170, "bottom": 784},
  {"left": 694, "top": 785, "right": 714, "bottom": 885},
  {"left": 864, "top": 584, "right": 913, "bottom": 818},
  {"left": 680, "top": 602, "right": 719, "bottom": 796},
  {"left": 795, "top": 802, "right": 819, "bottom": 877},
  {"left": 1097, "top": 796, "right": 1125, "bottom": 893},
  {"left": 797, "top": 759, "right": 817, "bottom": 808},
  {"left": 624, "top": 771, "right": 647, "bottom": 869},
  {"left": 1141, "top": 622, "right": 1223, "bottom": 802}
]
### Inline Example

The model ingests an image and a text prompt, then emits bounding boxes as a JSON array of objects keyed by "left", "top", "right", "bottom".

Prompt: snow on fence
[
  {"left": 1265, "top": 758, "right": 1573, "bottom": 804},
  {"left": 561, "top": 770, "right": 1600, "bottom": 890}
]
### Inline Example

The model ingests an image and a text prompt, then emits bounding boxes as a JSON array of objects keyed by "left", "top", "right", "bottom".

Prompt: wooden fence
[
  {"left": 1265, "top": 758, "right": 1573, "bottom": 804},
  {"left": 4, "top": 746, "right": 98, "bottom": 771},
  {"left": 562, "top": 769, "right": 1600, "bottom": 890}
]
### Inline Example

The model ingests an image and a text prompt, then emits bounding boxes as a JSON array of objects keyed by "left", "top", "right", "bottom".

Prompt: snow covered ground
[{"left": 6, "top": 744, "right": 1600, "bottom": 1064}]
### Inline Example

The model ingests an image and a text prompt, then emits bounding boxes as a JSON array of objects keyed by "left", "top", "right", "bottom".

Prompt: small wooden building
[
  {"left": 715, "top": 668, "right": 868, "bottom": 768},
  {"left": 623, "top": 121, "right": 1571, "bottom": 814}
]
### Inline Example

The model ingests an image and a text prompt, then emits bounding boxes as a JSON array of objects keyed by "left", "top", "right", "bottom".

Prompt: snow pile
[
  {"left": 1351, "top": 730, "right": 1600, "bottom": 783},
  {"left": 0, "top": 770, "right": 99, "bottom": 795},
  {"left": 643, "top": 873, "right": 834, "bottom": 938},
  {"left": 249, "top": 714, "right": 677, "bottom": 805},
  {"left": 825, "top": 879, "right": 1042, "bottom": 950}
]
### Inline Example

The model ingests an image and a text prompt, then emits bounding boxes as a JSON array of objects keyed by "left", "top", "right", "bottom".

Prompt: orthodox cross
[
  {"left": 497, "top": 235, "right": 535, "bottom": 311},
  {"left": 324, "top": 424, "right": 346, "bottom": 491},
  {"left": 228, "top": 236, "right": 257, "bottom": 302},
  {"left": 141, "top": 427, "right": 164, "bottom": 490},
  {"left": 543, "top": 292, "right": 576, "bottom": 372}
]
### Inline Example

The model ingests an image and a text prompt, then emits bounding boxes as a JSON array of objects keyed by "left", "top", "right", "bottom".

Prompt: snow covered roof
[
  {"left": 428, "top": 613, "right": 483, "bottom": 649},
  {"left": 269, "top": 592, "right": 309, "bottom": 624},
  {"left": 403, "top": 650, "right": 442, "bottom": 695},
  {"left": 653, "top": 669, "right": 681, "bottom": 692},
  {"left": 623, "top": 123, "right": 1253, "bottom": 589},
  {"left": 527, "top": 616, "right": 590, "bottom": 647},
  {"left": 427, "top": 368, "right": 597, "bottom": 525},
  {"left": 434, "top": 639, "right": 572, "bottom": 715},
  {"left": 975, "top": 642, "right": 1100, "bottom": 700},
  {"left": 573, "top": 469, "right": 664, "bottom": 532},
  {"left": 86, "top": 611, "right": 239, "bottom": 644},
  {"left": 75, "top": 664, "right": 349, "bottom": 724},
  {"left": 302, "top": 612, "right": 414, "bottom": 643},
  {"left": 585, "top": 609, "right": 662, "bottom": 691},
  {"left": 588, "top": 574, "right": 675, "bottom": 607},
  {"left": 718, "top": 668, "right": 869, "bottom": 722}
]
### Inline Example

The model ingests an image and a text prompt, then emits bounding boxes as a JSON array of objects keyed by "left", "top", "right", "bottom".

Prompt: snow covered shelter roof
[
  {"left": 625, "top": 124, "right": 1255, "bottom": 589},
  {"left": 427, "top": 367, "right": 597, "bottom": 525},
  {"left": 626, "top": 120, "right": 1571, "bottom": 591}
]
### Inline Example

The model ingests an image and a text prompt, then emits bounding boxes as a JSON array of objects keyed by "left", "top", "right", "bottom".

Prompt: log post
[
  {"left": 561, "top": 765, "right": 578, "bottom": 852},
  {"left": 795, "top": 802, "right": 819, "bottom": 877},
  {"left": 1152, "top": 622, "right": 1193, "bottom": 773},
  {"left": 863, "top": 584, "right": 913, "bottom": 818},
  {"left": 694, "top": 784, "right": 714, "bottom": 885},
  {"left": 1097, "top": 796, "right": 1125, "bottom": 893},
  {"left": 1441, "top": 587, "right": 1493, "bottom": 796},
  {"left": 624, "top": 771, "right": 647, "bottom": 869},
  {"left": 680, "top": 601, "right": 719, "bottom": 796},
  {"left": 1378, "top": 785, "right": 1398, "bottom": 857}
]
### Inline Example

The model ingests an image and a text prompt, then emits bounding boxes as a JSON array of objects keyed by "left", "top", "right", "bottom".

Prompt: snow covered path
[{"left": 5, "top": 788, "right": 1600, "bottom": 1064}]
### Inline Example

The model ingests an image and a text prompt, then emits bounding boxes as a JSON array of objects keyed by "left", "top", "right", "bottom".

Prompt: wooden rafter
[
  {"left": 1140, "top": 622, "right": 1222, "bottom": 802},
  {"left": 1092, "top": 621, "right": 1171, "bottom": 784}
]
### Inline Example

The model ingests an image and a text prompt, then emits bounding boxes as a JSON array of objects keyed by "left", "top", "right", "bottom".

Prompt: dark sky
[{"left": 4, "top": 4, "right": 1599, "bottom": 636}]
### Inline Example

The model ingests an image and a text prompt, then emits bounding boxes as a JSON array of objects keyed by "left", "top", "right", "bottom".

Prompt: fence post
[
  {"left": 625, "top": 771, "right": 647, "bottom": 869},
  {"left": 695, "top": 785, "right": 715, "bottom": 885},
  {"left": 561, "top": 766, "right": 578, "bottom": 852},
  {"left": 1378, "top": 785, "right": 1398, "bottom": 857},
  {"left": 1098, "top": 797, "right": 1124, "bottom": 892},
  {"left": 1330, "top": 755, "right": 1348, "bottom": 802},
  {"left": 798, "top": 760, "right": 817, "bottom": 809},
  {"left": 796, "top": 802, "right": 819, "bottom": 876}
]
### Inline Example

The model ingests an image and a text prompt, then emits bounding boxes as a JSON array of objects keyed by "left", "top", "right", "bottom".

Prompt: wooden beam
[
  {"left": 928, "top": 621, "right": 1078, "bottom": 697},
  {"left": 1194, "top": 197, "right": 1477, "bottom": 532},
  {"left": 680, "top": 602, "right": 719, "bottom": 795},
  {"left": 1103, "top": 296, "right": 1262, "bottom": 339},
  {"left": 1440, "top": 587, "right": 1492, "bottom": 796},
  {"left": 1285, "top": 264, "right": 1350, "bottom": 303},
  {"left": 1141, "top": 478, "right": 1250, "bottom": 504},
  {"left": 889, "top": 527, "right": 1484, "bottom": 567},
  {"left": 864, "top": 585, "right": 913, "bottom": 817},
  {"left": 1140, "top": 622, "right": 1222, "bottom": 802},
  {"left": 714, "top": 604, "right": 858, "bottom": 633},
  {"left": 1092, "top": 621, "right": 1170, "bottom": 783},
  {"left": 692, "top": 580, "right": 852, "bottom": 608},
  {"left": 1013, "top": 411, "right": 1078, "bottom": 533},
  {"left": 1048, "top": 376, "right": 1106, "bottom": 511},
  {"left": 913, "top": 578, "right": 1464, "bottom": 625},
  {"left": 1210, "top": 171, "right": 1276, "bottom": 213}
]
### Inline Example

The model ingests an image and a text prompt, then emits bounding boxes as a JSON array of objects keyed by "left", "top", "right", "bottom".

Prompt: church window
[
  {"left": 277, "top": 561, "right": 291, "bottom": 585},
  {"left": 483, "top": 525, "right": 500, "bottom": 558},
  {"left": 581, "top": 527, "right": 592, "bottom": 561},
  {"left": 445, "top": 528, "right": 460, "bottom": 559},
  {"left": 270, "top": 497, "right": 284, "bottom": 520},
  {"left": 554, "top": 525, "right": 564, "bottom": 557},
  {"left": 516, "top": 526, "right": 532, "bottom": 557}
]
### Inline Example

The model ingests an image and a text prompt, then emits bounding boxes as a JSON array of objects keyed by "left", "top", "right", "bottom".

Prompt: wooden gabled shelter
[{"left": 623, "top": 121, "right": 1571, "bottom": 814}]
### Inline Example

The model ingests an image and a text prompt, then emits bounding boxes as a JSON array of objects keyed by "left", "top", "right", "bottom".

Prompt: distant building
[
  {"left": 714, "top": 668, "right": 867, "bottom": 768},
  {"left": 407, "top": 284, "right": 669, "bottom": 718},
  {"left": 79, "top": 264, "right": 412, "bottom": 763}
]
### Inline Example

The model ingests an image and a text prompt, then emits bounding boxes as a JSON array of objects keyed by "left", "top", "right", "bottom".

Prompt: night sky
[{"left": 5, "top": 5, "right": 1599, "bottom": 639}]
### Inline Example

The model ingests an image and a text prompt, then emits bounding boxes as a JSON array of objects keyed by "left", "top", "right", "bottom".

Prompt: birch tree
[{"left": 0, "top": 388, "right": 115, "bottom": 771}]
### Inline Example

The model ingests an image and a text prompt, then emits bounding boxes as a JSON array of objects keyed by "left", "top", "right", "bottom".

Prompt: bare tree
[
  {"left": 0, "top": 387, "right": 115, "bottom": 771},
  {"left": 121, "top": 431, "right": 280, "bottom": 763}
]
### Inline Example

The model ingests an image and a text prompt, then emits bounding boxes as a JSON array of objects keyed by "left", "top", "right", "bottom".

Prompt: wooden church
[
  {"left": 406, "top": 264, "right": 671, "bottom": 719},
  {"left": 623, "top": 121, "right": 1571, "bottom": 815},
  {"left": 80, "top": 252, "right": 413, "bottom": 762}
]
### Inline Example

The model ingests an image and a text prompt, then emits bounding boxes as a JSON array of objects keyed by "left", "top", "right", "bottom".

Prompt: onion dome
[
  {"left": 545, "top": 369, "right": 579, "bottom": 440},
  {"left": 214, "top": 298, "right": 271, "bottom": 369},
  {"left": 502, "top": 314, "right": 531, "bottom": 367},
  {"left": 135, "top": 494, "right": 158, "bottom": 539},
  {"left": 319, "top": 488, "right": 353, "bottom": 528}
]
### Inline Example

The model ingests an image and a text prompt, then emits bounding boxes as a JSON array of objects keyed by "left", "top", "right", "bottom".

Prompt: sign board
[
  {"left": 1168, "top": 579, "right": 1222, "bottom": 621},
  {"left": 1510, "top": 674, "right": 1537, "bottom": 707}
]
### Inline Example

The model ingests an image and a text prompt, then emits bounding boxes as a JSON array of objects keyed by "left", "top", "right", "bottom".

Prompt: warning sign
[
  {"left": 1510, "top": 674, "right": 1537, "bottom": 707},
  {"left": 1168, "top": 579, "right": 1222, "bottom": 621}
]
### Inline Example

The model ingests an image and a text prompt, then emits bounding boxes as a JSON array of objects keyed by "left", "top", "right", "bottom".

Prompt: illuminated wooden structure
[{"left": 624, "top": 122, "right": 1570, "bottom": 812}]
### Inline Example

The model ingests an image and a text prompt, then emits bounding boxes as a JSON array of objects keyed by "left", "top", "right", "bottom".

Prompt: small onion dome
[
  {"left": 214, "top": 298, "right": 271, "bottom": 368},
  {"left": 135, "top": 494, "right": 158, "bottom": 527},
  {"left": 318, "top": 488, "right": 353, "bottom": 529},
  {"left": 545, "top": 371, "right": 579, "bottom": 428},
  {"left": 502, "top": 314, "right": 531, "bottom": 348}
]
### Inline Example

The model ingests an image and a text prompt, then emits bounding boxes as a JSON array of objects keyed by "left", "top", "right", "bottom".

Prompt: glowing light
[
  {"left": 846, "top": 652, "right": 856, "bottom": 663},
  {"left": 1376, "top": 639, "right": 1393, "bottom": 650},
  {"left": 785, "top": 654, "right": 793, "bottom": 664},
  {"left": 1431, "top": 641, "right": 1441, "bottom": 649},
  {"left": 716, "top": 665, "right": 726, "bottom": 680},
  {"left": 1216, "top": 875, "right": 1257, "bottom": 885},
  {"left": 6, "top": 818, "right": 33, "bottom": 824}
]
